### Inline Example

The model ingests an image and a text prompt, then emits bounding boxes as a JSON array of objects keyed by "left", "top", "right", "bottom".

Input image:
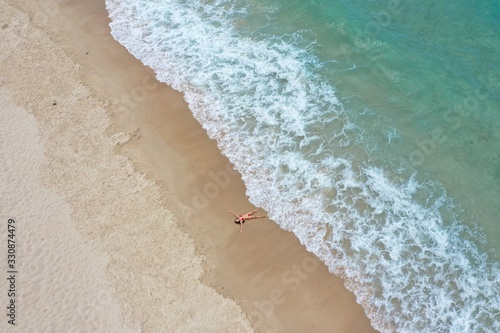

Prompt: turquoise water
[
  {"left": 240, "top": 0, "right": 500, "bottom": 256},
  {"left": 106, "top": 0, "right": 499, "bottom": 331}
]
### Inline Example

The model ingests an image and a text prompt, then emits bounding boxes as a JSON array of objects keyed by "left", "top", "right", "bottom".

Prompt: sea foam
[{"left": 106, "top": 0, "right": 499, "bottom": 332}]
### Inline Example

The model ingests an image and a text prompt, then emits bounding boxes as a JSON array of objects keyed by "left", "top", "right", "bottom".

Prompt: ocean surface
[{"left": 105, "top": 0, "right": 500, "bottom": 332}]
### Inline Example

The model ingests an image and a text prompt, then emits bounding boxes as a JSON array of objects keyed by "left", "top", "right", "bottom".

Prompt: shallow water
[{"left": 106, "top": 0, "right": 499, "bottom": 332}]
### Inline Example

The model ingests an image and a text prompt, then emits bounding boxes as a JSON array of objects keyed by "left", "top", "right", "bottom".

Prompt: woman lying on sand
[{"left": 229, "top": 208, "right": 266, "bottom": 233}]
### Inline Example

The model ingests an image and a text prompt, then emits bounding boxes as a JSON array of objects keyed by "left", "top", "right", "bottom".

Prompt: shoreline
[{"left": 2, "top": 0, "right": 378, "bottom": 332}]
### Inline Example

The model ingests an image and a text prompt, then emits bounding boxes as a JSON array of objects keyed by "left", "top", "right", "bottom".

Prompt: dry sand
[{"left": 0, "top": 0, "right": 378, "bottom": 332}]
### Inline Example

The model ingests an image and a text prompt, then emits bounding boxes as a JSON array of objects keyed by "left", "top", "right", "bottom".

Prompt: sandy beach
[{"left": 0, "top": 0, "right": 377, "bottom": 332}]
